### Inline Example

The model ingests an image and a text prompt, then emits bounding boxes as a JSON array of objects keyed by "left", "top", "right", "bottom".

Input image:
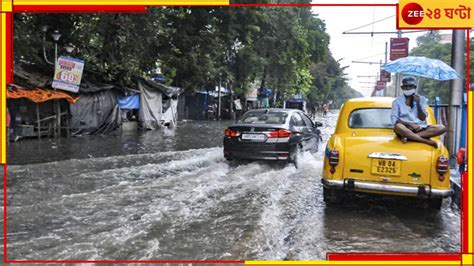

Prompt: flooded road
[{"left": 4, "top": 111, "right": 460, "bottom": 260}]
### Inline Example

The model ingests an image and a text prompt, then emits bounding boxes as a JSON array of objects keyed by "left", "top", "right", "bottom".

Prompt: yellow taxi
[{"left": 322, "top": 97, "right": 452, "bottom": 209}]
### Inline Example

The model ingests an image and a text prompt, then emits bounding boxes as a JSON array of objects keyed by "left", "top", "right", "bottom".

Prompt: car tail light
[
  {"left": 329, "top": 148, "right": 339, "bottom": 166},
  {"left": 266, "top": 129, "right": 292, "bottom": 138},
  {"left": 436, "top": 155, "right": 449, "bottom": 179},
  {"left": 225, "top": 128, "right": 240, "bottom": 137},
  {"left": 328, "top": 148, "right": 339, "bottom": 174}
]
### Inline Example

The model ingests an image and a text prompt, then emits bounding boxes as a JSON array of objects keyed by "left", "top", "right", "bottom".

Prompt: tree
[
  {"left": 307, "top": 55, "right": 362, "bottom": 108},
  {"left": 13, "top": 7, "right": 358, "bottom": 108}
]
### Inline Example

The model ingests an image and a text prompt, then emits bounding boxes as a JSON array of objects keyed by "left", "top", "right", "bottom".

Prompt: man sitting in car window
[{"left": 391, "top": 76, "right": 446, "bottom": 148}]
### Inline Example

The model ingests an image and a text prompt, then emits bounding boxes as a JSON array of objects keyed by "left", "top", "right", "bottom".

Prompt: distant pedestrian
[
  {"left": 322, "top": 103, "right": 329, "bottom": 116},
  {"left": 391, "top": 76, "right": 446, "bottom": 148},
  {"left": 456, "top": 147, "right": 466, "bottom": 174}
]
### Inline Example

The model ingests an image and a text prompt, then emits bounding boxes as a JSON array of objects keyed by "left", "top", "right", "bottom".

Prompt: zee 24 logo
[{"left": 401, "top": 2, "right": 471, "bottom": 25}]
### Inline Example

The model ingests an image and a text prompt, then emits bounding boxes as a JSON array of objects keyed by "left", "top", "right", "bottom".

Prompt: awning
[{"left": 7, "top": 84, "right": 79, "bottom": 104}]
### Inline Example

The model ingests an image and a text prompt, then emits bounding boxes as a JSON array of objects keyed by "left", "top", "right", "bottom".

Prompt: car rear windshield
[
  {"left": 349, "top": 108, "right": 393, "bottom": 129},
  {"left": 238, "top": 111, "right": 288, "bottom": 124}
]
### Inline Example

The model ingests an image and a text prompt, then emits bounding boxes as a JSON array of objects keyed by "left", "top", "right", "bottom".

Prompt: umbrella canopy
[{"left": 381, "top": 56, "right": 461, "bottom": 80}]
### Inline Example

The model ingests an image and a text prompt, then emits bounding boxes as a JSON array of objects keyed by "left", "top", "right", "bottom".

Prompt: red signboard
[
  {"left": 390, "top": 38, "right": 409, "bottom": 61},
  {"left": 380, "top": 69, "right": 391, "bottom": 82}
]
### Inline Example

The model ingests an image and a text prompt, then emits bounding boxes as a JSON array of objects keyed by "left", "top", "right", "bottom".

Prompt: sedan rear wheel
[{"left": 289, "top": 145, "right": 302, "bottom": 168}]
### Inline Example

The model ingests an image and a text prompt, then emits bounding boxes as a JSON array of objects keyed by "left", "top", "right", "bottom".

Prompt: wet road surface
[{"left": 3, "top": 111, "right": 460, "bottom": 260}]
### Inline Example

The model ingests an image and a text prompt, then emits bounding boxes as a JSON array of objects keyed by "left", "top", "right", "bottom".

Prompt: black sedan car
[{"left": 223, "top": 108, "right": 322, "bottom": 165}]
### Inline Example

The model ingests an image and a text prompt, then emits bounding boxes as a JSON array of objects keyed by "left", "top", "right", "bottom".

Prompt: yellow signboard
[{"left": 398, "top": 0, "right": 473, "bottom": 29}]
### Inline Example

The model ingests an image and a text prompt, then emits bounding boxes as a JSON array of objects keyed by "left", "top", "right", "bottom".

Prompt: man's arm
[
  {"left": 396, "top": 119, "right": 422, "bottom": 131},
  {"left": 391, "top": 100, "right": 400, "bottom": 126},
  {"left": 414, "top": 95, "right": 427, "bottom": 121}
]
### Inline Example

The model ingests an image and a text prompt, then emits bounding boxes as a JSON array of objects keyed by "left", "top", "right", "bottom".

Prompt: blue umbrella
[{"left": 381, "top": 56, "right": 461, "bottom": 80}]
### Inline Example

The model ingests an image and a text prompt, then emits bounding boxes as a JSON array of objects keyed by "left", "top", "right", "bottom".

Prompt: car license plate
[
  {"left": 241, "top": 133, "right": 266, "bottom": 141},
  {"left": 371, "top": 159, "right": 401, "bottom": 176}
]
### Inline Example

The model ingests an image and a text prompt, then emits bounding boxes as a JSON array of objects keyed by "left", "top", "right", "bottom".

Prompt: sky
[{"left": 313, "top": 1, "right": 427, "bottom": 97}]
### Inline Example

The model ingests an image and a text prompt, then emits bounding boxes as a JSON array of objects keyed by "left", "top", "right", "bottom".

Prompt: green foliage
[{"left": 307, "top": 55, "right": 362, "bottom": 108}]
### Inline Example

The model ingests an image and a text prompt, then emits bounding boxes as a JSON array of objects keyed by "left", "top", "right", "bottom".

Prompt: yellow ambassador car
[{"left": 322, "top": 97, "right": 452, "bottom": 209}]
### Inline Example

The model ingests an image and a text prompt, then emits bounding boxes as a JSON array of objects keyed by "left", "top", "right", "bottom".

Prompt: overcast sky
[{"left": 313, "top": 1, "right": 427, "bottom": 96}]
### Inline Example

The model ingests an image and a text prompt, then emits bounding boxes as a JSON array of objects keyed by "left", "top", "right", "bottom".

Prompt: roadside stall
[
  {"left": 138, "top": 80, "right": 181, "bottom": 129},
  {"left": 7, "top": 83, "right": 79, "bottom": 139}
]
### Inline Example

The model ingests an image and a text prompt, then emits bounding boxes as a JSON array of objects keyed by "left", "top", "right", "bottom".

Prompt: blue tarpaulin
[{"left": 118, "top": 94, "right": 140, "bottom": 109}]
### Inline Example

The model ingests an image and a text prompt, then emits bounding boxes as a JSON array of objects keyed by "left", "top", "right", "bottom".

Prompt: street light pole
[
  {"left": 41, "top": 26, "right": 54, "bottom": 65},
  {"left": 384, "top": 42, "right": 388, "bottom": 96},
  {"left": 394, "top": 30, "right": 402, "bottom": 98},
  {"left": 51, "top": 30, "right": 62, "bottom": 138},
  {"left": 64, "top": 43, "right": 75, "bottom": 54},
  {"left": 51, "top": 30, "right": 61, "bottom": 67},
  {"left": 218, "top": 76, "right": 222, "bottom": 120}
]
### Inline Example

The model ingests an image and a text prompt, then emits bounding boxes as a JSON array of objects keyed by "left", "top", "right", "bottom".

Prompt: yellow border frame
[
  {"left": 14, "top": 0, "right": 229, "bottom": 5},
  {"left": 468, "top": 92, "right": 473, "bottom": 254},
  {"left": 1, "top": 0, "right": 472, "bottom": 265},
  {"left": 1, "top": 11, "right": 6, "bottom": 164},
  {"left": 245, "top": 261, "right": 461, "bottom": 265}
]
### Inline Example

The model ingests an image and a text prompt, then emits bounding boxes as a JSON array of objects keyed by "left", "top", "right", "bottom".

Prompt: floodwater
[{"left": 3, "top": 111, "right": 460, "bottom": 260}]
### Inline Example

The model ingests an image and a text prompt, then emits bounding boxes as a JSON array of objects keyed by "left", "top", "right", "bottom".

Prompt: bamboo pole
[
  {"left": 57, "top": 100, "right": 61, "bottom": 138},
  {"left": 36, "top": 103, "right": 41, "bottom": 139}
]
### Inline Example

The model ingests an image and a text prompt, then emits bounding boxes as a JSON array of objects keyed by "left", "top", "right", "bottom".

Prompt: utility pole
[
  {"left": 447, "top": 30, "right": 465, "bottom": 164},
  {"left": 229, "top": 82, "right": 234, "bottom": 120},
  {"left": 218, "top": 77, "right": 222, "bottom": 120},
  {"left": 384, "top": 42, "right": 388, "bottom": 96},
  {"left": 394, "top": 30, "right": 402, "bottom": 97}
]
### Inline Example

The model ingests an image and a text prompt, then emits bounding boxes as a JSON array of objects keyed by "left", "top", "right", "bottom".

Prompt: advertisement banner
[
  {"left": 398, "top": 0, "right": 474, "bottom": 29},
  {"left": 52, "top": 56, "right": 84, "bottom": 93},
  {"left": 390, "top": 38, "right": 409, "bottom": 61}
]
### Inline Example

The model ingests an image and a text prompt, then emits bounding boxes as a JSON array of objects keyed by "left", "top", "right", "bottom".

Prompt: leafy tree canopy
[{"left": 14, "top": 7, "right": 358, "bottom": 108}]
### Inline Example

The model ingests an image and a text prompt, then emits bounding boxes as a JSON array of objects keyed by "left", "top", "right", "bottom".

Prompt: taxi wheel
[
  {"left": 323, "top": 187, "right": 344, "bottom": 204},
  {"left": 429, "top": 198, "right": 442, "bottom": 210}
]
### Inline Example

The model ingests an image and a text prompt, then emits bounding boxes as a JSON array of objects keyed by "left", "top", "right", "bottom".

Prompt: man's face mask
[{"left": 403, "top": 88, "right": 416, "bottom": 96}]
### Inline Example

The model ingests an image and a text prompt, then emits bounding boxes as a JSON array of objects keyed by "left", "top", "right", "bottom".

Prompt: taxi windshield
[{"left": 349, "top": 108, "right": 393, "bottom": 129}]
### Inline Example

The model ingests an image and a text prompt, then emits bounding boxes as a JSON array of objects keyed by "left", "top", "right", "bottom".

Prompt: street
[{"left": 3, "top": 110, "right": 460, "bottom": 260}]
